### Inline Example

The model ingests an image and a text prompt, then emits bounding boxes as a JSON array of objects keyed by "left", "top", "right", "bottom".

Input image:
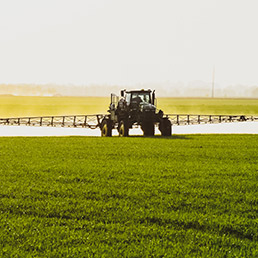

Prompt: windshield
[{"left": 131, "top": 92, "right": 150, "bottom": 103}]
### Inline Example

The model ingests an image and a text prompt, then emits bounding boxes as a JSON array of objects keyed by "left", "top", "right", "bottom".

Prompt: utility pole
[{"left": 211, "top": 66, "right": 215, "bottom": 98}]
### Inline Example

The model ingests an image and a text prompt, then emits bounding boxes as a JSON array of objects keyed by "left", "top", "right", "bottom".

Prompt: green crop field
[
  {"left": 0, "top": 135, "right": 258, "bottom": 257},
  {"left": 158, "top": 98, "right": 258, "bottom": 116},
  {"left": 0, "top": 96, "right": 109, "bottom": 118},
  {"left": 0, "top": 96, "right": 258, "bottom": 118}
]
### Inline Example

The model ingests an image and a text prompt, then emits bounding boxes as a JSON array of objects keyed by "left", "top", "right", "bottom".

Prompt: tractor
[{"left": 100, "top": 89, "right": 171, "bottom": 137}]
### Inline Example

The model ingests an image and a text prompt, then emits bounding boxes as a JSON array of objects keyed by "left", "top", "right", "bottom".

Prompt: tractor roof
[{"left": 125, "top": 89, "right": 152, "bottom": 93}]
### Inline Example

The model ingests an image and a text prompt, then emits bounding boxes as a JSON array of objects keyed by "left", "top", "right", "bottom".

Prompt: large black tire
[
  {"left": 101, "top": 119, "right": 112, "bottom": 137},
  {"left": 159, "top": 119, "right": 172, "bottom": 136},
  {"left": 141, "top": 122, "right": 155, "bottom": 136},
  {"left": 118, "top": 120, "right": 129, "bottom": 137}
]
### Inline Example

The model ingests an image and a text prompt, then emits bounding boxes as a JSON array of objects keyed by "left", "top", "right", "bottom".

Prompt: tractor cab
[
  {"left": 125, "top": 90, "right": 151, "bottom": 106},
  {"left": 121, "top": 89, "right": 155, "bottom": 106}
]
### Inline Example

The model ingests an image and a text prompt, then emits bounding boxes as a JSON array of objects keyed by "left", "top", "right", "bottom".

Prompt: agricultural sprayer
[{"left": 0, "top": 89, "right": 257, "bottom": 136}]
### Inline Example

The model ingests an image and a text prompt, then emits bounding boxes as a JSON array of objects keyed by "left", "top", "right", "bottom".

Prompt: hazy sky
[{"left": 0, "top": 0, "right": 258, "bottom": 86}]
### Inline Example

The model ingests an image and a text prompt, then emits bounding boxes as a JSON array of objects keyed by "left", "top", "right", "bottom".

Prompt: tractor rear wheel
[
  {"left": 159, "top": 119, "right": 171, "bottom": 136},
  {"left": 101, "top": 119, "right": 112, "bottom": 137},
  {"left": 118, "top": 120, "right": 129, "bottom": 137},
  {"left": 142, "top": 122, "right": 155, "bottom": 136}
]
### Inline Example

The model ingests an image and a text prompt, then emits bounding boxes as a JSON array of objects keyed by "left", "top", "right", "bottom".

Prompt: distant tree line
[{"left": 0, "top": 82, "right": 258, "bottom": 98}]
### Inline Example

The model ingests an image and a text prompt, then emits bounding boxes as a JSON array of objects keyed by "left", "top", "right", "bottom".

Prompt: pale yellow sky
[{"left": 0, "top": 0, "right": 258, "bottom": 87}]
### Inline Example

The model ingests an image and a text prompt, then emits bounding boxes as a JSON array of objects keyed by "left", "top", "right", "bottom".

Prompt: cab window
[
  {"left": 125, "top": 93, "right": 131, "bottom": 104},
  {"left": 131, "top": 92, "right": 150, "bottom": 103}
]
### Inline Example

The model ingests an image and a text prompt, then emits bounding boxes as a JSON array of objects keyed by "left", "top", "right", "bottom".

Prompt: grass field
[
  {"left": 158, "top": 98, "right": 258, "bottom": 116},
  {"left": 0, "top": 135, "right": 258, "bottom": 257},
  {"left": 0, "top": 96, "right": 258, "bottom": 117},
  {"left": 0, "top": 96, "right": 109, "bottom": 117}
]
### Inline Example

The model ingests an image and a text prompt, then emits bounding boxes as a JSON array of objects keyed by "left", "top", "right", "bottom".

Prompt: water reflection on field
[{"left": 0, "top": 122, "right": 257, "bottom": 136}]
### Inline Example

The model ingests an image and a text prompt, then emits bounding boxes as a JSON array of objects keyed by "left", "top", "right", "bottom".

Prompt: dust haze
[{"left": 1, "top": 83, "right": 258, "bottom": 98}]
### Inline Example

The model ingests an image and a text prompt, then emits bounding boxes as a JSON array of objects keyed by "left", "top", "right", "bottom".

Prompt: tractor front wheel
[
  {"left": 118, "top": 120, "right": 129, "bottom": 137},
  {"left": 141, "top": 122, "right": 155, "bottom": 136}
]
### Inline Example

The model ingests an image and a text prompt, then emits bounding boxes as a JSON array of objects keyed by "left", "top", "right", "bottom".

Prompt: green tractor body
[{"left": 101, "top": 89, "right": 171, "bottom": 137}]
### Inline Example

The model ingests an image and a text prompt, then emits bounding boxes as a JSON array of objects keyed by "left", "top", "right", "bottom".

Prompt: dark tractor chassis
[{"left": 100, "top": 89, "right": 171, "bottom": 137}]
